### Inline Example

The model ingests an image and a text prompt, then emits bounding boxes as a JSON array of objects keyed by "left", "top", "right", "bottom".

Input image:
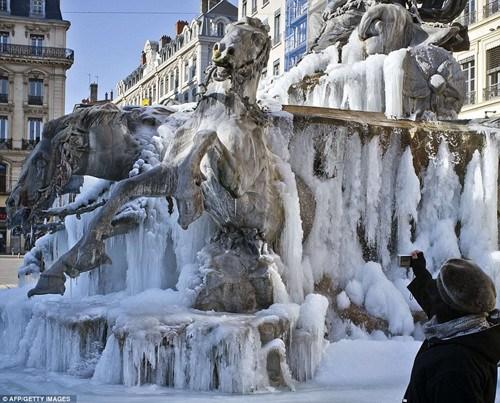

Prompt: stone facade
[
  {"left": 0, "top": 0, "right": 73, "bottom": 253},
  {"left": 114, "top": 1, "right": 237, "bottom": 107},
  {"left": 455, "top": 0, "right": 500, "bottom": 118},
  {"left": 239, "top": 0, "right": 286, "bottom": 76}
]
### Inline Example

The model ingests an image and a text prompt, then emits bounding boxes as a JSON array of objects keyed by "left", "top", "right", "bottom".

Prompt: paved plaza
[{"left": 0, "top": 256, "right": 22, "bottom": 287}]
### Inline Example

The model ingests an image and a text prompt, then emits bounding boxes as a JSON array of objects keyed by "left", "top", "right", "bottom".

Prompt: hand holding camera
[{"left": 399, "top": 250, "right": 427, "bottom": 277}]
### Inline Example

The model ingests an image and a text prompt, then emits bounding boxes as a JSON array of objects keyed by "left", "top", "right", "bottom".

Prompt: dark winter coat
[{"left": 403, "top": 270, "right": 500, "bottom": 403}]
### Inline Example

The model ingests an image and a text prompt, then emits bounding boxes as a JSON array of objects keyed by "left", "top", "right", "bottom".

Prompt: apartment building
[
  {"left": 456, "top": 0, "right": 500, "bottom": 118},
  {"left": 114, "top": 1, "right": 237, "bottom": 107},
  {"left": 239, "top": 0, "right": 286, "bottom": 77},
  {"left": 0, "top": 0, "right": 73, "bottom": 253}
]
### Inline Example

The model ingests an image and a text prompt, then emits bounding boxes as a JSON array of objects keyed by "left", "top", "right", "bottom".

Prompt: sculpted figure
[
  {"left": 358, "top": 3, "right": 465, "bottom": 118},
  {"left": 7, "top": 104, "right": 175, "bottom": 232},
  {"left": 23, "top": 18, "right": 284, "bottom": 312},
  {"left": 311, "top": 0, "right": 469, "bottom": 54}
]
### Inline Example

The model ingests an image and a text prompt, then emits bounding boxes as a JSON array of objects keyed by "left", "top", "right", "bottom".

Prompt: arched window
[
  {"left": 0, "top": 162, "right": 7, "bottom": 193},
  {"left": 217, "top": 22, "right": 225, "bottom": 37}
]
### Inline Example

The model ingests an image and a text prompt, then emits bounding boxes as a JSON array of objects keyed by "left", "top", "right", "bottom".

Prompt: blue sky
[{"left": 61, "top": 0, "right": 238, "bottom": 113}]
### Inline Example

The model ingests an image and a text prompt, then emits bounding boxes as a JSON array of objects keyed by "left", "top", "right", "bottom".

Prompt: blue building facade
[{"left": 285, "top": 0, "right": 309, "bottom": 71}]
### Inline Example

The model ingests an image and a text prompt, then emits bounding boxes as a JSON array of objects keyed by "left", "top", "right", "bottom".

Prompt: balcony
[
  {"left": 484, "top": 84, "right": 500, "bottom": 101},
  {"left": 0, "top": 93, "right": 7, "bottom": 103},
  {"left": 22, "top": 138, "right": 40, "bottom": 150},
  {"left": 464, "top": 90, "right": 476, "bottom": 105},
  {"left": 0, "top": 138, "right": 11, "bottom": 150},
  {"left": 0, "top": 44, "right": 74, "bottom": 65},
  {"left": 456, "top": 11, "right": 476, "bottom": 26},
  {"left": 484, "top": 0, "right": 500, "bottom": 18},
  {"left": 28, "top": 95, "right": 43, "bottom": 105}
]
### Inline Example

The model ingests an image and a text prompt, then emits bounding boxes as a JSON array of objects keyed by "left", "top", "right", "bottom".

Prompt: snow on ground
[
  {"left": 0, "top": 339, "right": 419, "bottom": 403},
  {"left": 1, "top": 334, "right": 499, "bottom": 402}
]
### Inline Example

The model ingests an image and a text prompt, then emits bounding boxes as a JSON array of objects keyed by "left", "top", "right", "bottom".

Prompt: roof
[
  {"left": 9, "top": 0, "right": 63, "bottom": 21},
  {"left": 203, "top": 0, "right": 238, "bottom": 19}
]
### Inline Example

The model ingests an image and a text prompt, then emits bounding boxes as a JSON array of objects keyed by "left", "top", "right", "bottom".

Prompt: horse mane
[{"left": 42, "top": 103, "right": 124, "bottom": 142}]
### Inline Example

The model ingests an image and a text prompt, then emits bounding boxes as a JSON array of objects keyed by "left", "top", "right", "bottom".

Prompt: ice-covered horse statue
[
  {"left": 25, "top": 17, "right": 285, "bottom": 312},
  {"left": 6, "top": 104, "right": 175, "bottom": 234}
]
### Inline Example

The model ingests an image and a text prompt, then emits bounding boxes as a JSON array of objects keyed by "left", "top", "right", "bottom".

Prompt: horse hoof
[{"left": 27, "top": 273, "right": 66, "bottom": 297}]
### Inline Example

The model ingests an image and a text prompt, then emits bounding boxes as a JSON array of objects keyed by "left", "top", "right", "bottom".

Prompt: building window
[
  {"left": 30, "top": 0, "right": 45, "bottom": 17},
  {"left": 159, "top": 78, "right": 164, "bottom": 97},
  {"left": 0, "top": 116, "right": 7, "bottom": 140},
  {"left": 484, "top": 0, "right": 500, "bottom": 18},
  {"left": 184, "top": 92, "right": 189, "bottom": 103},
  {"left": 28, "top": 78, "right": 44, "bottom": 105},
  {"left": 28, "top": 118, "right": 43, "bottom": 142},
  {"left": 216, "top": 22, "right": 225, "bottom": 36},
  {"left": 461, "top": 58, "right": 475, "bottom": 105},
  {"left": 251, "top": 0, "right": 257, "bottom": 13},
  {"left": 463, "top": 0, "right": 476, "bottom": 25},
  {"left": 0, "top": 162, "right": 6, "bottom": 193},
  {"left": 242, "top": 0, "right": 247, "bottom": 16},
  {"left": 273, "top": 59, "right": 280, "bottom": 76},
  {"left": 0, "top": 32, "right": 8, "bottom": 51},
  {"left": 30, "top": 34, "right": 44, "bottom": 56},
  {"left": 169, "top": 72, "right": 174, "bottom": 91},
  {"left": 192, "top": 87, "right": 197, "bottom": 101},
  {"left": 191, "top": 59, "right": 197, "bottom": 80},
  {"left": 0, "top": 0, "right": 9, "bottom": 12},
  {"left": 184, "top": 61, "right": 190, "bottom": 82},
  {"left": 274, "top": 10, "right": 281, "bottom": 45},
  {"left": 0, "top": 76, "right": 7, "bottom": 103},
  {"left": 485, "top": 46, "right": 500, "bottom": 101}
]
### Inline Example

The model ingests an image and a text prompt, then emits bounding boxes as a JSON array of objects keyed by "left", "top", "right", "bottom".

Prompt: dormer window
[
  {"left": 0, "top": 0, "right": 9, "bottom": 13},
  {"left": 30, "top": 0, "right": 45, "bottom": 17},
  {"left": 217, "top": 22, "right": 225, "bottom": 36}
]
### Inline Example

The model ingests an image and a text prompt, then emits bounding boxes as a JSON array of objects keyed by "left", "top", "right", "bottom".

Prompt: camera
[{"left": 398, "top": 255, "right": 412, "bottom": 267}]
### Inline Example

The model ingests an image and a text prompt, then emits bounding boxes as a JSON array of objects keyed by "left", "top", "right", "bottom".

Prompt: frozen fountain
[{"left": 1, "top": 1, "right": 499, "bottom": 396}]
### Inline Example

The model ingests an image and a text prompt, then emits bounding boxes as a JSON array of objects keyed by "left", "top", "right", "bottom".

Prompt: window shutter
[{"left": 487, "top": 46, "right": 500, "bottom": 72}]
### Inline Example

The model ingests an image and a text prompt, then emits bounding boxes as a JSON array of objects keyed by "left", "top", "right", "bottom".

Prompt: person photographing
[{"left": 403, "top": 251, "right": 500, "bottom": 403}]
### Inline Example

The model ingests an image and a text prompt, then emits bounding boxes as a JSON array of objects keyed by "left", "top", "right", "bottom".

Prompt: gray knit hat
[{"left": 436, "top": 258, "right": 497, "bottom": 314}]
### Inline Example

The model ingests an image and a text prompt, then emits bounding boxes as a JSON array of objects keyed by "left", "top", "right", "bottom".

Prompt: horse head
[{"left": 210, "top": 17, "right": 271, "bottom": 103}]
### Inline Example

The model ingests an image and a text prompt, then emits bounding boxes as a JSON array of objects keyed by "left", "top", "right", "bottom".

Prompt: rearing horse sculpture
[{"left": 25, "top": 18, "right": 285, "bottom": 304}]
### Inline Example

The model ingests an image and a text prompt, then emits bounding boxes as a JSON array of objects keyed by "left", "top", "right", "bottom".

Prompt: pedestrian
[{"left": 403, "top": 251, "right": 500, "bottom": 403}]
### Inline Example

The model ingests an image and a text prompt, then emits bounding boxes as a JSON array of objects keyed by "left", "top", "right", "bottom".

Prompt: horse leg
[{"left": 28, "top": 164, "right": 176, "bottom": 297}]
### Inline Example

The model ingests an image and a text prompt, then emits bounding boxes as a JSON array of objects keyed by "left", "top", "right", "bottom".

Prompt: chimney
[
  {"left": 105, "top": 92, "right": 108, "bottom": 101},
  {"left": 200, "top": 0, "right": 219, "bottom": 14},
  {"left": 175, "top": 20, "right": 189, "bottom": 35},
  {"left": 160, "top": 35, "right": 171, "bottom": 48},
  {"left": 110, "top": 90, "right": 114, "bottom": 101},
  {"left": 89, "top": 83, "right": 98, "bottom": 103}
]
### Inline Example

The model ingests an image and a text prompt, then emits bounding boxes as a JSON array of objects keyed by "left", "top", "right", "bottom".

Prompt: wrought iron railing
[
  {"left": 484, "top": 84, "right": 500, "bottom": 101},
  {"left": 22, "top": 138, "right": 40, "bottom": 150},
  {"left": 0, "top": 44, "right": 74, "bottom": 62},
  {"left": 464, "top": 90, "right": 476, "bottom": 105},
  {"left": 0, "top": 138, "right": 12, "bottom": 149},
  {"left": 28, "top": 95, "right": 43, "bottom": 105},
  {"left": 484, "top": 0, "right": 500, "bottom": 18}
]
